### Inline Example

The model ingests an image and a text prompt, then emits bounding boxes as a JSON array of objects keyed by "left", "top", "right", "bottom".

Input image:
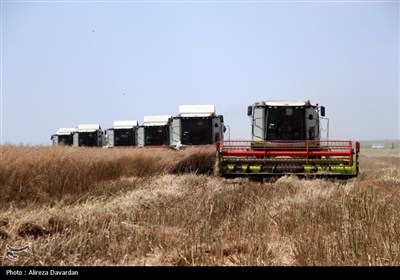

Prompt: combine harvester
[
  {"left": 73, "top": 124, "right": 104, "bottom": 147},
  {"left": 105, "top": 120, "right": 139, "bottom": 147},
  {"left": 216, "top": 100, "right": 360, "bottom": 178},
  {"left": 51, "top": 128, "right": 77, "bottom": 146},
  {"left": 170, "top": 105, "right": 226, "bottom": 146},
  {"left": 137, "top": 115, "right": 172, "bottom": 146}
]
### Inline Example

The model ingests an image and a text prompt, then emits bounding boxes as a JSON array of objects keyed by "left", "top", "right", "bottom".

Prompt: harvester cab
[
  {"left": 73, "top": 124, "right": 104, "bottom": 147},
  {"left": 170, "top": 105, "right": 225, "bottom": 146},
  {"left": 217, "top": 100, "right": 360, "bottom": 177},
  {"left": 137, "top": 115, "right": 172, "bottom": 146},
  {"left": 51, "top": 127, "right": 77, "bottom": 146},
  {"left": 105, "top": 120, "right": 139, "bottom": 147},
  {"left": 248, "top": 100, "right": 326, "bottom": 142}
]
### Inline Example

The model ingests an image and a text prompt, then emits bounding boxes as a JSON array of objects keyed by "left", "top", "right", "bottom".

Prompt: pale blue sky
[{"left": 1, "top": 1, "right": 399, "bottom": 145}]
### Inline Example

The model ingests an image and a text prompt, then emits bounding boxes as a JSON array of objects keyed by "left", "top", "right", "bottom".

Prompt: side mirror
[
  {"left": 320, "top": 106, "right": 325, "bottom": 117},
  {"left": 247, "top": 106, "right": 253, "bottom": 116}
]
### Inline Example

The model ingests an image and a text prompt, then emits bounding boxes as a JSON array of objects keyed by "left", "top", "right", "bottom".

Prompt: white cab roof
[
  {"left": 265, "top": 100, "right": 307, "bottom": 106},
  {"left": 78, "top": 124, "right": 101, "bottom": 132},
  {"left": 143, "top": 115, "right": 171, "bottom": 126},
  {"left": 113, "top": 120, "right": 138, "bottom": 129},
  {"left": 56, "top": 127, "right": 77, "bottom": 135},
  {"left": 179, "top": 105, "right": 216, "bottom": 117}
]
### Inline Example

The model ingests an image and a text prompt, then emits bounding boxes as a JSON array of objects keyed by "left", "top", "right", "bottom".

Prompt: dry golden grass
[
  {"left": 0, "top": 145, "right": 399, "bottom": 266},
  {"left": 0, "top": 145, "right": 214, "bottom": 206}
]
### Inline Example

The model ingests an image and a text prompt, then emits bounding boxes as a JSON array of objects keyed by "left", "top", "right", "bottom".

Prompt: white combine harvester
[
  {"left": 105, "top": 120, "right": 139, "bottom": 147},
  {"left": 51, "top": 128, "right": 77, "bottom": 146},
  {"left": 73, "top": 124, "right": 104, "bottom": 147},
  {"left": 170, "top": 105, "right": 226, "bottom": 146},
  {"left": 136, "top": 115, "right": 172, "bottom": 146}
]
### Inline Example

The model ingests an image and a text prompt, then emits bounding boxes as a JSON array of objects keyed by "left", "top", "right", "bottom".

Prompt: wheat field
[{"left": 0, "top": 145, "right": 399, "bottom": 266}]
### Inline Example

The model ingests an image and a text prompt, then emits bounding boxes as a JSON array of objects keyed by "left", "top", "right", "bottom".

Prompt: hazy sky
[{"left": 1, "top": 1, "right": 399, "bottom": 145}]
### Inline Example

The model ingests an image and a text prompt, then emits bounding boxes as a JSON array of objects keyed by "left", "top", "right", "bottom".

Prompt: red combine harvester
[{"left": 216, "top": 100, "right": 360, "bottom": 178}]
